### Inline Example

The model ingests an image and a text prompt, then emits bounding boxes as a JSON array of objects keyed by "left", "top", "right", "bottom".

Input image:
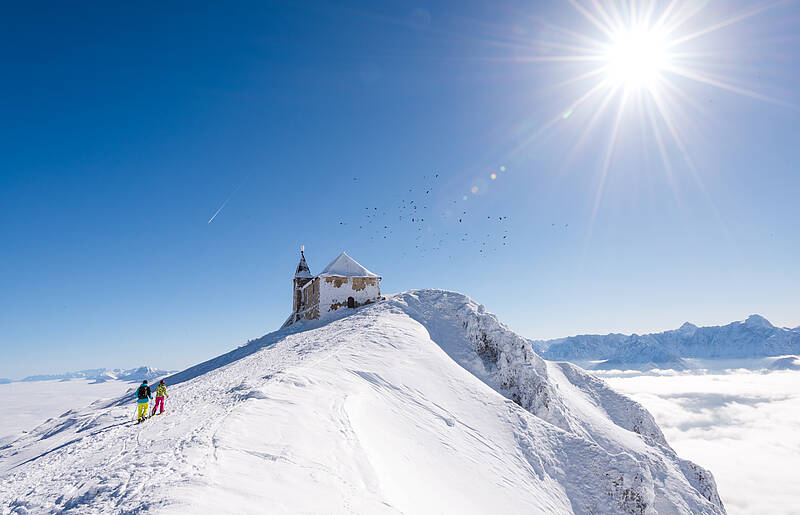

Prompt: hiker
[
  {"left": 151, "top": 379, "right": 168, "bottom": 416},
  {"left": 136, "top": 380, "right": 152, "bottom": 423}
]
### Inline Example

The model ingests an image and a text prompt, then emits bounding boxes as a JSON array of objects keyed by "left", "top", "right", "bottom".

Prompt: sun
[
  {"left": 503, "top": 1, "right": 786, "bottom": 234},
  {"left": 604, "top": 27, "right": 669, "bottom": 88},
  {"left": 512, "top": 0, "right": 782, "bottom": 172}
]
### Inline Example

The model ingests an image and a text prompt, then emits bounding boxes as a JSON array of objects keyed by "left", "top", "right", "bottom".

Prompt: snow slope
[
  {"left": 538, "top": 315, "right": 800, "bottom": 370},
  {"left": 0, "top": 290, "right": 724, "bottom": 514}
]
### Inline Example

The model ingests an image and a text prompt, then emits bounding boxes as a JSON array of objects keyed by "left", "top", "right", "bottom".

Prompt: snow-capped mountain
[
  {"left": 17, "top": 366, "right": 172, "bottom": 383},
  {"left": 537, "top": 315, "right": 800, "bottom": 370},
  {"left": 0, "top": 290, "right": 724, "bottom": 514}
]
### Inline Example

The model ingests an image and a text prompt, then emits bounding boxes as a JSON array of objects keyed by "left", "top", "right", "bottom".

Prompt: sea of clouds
[
  {"left": 599, "top": 369, "right": 800, "bottom": 515},
  {"left": 0, "top": 379, "right": 132, "bottom": 444}
]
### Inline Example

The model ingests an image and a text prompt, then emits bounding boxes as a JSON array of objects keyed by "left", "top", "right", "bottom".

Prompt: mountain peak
[
  {"left": 678, "top": 321, "right": 698, "bottom": 334},
  {"left": 744, "top": 314, "right": 773, "bottom": 328}
]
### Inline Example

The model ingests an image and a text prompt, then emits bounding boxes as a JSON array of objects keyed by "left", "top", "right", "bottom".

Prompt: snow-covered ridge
[
  {"left": 536, "top": 314, "right": 800, "bottom": 370},
  {"left": 392, "top": 292, "right": 670, "bottom": 446},
  {"left": 1, "top": 289, "right": 724, "bottom": 514},
  {"left": 392, "top": 291, "right": 722, "bottom": 510}
]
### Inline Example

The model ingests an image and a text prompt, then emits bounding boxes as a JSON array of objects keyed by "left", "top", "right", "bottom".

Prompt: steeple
[
  {"left": 292, "top": 246, "right": 313, "bottom": 315},
  {"left": 295, "top": 245, "right": 312, "bottom": 280}
]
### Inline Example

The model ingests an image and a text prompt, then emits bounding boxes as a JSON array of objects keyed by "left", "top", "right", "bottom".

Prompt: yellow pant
[{"left": 137, "top": 402, "right": 149, "bottom": 421}]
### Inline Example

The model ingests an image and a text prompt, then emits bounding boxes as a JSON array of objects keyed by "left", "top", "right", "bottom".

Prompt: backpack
[{"left": 137, "top": 385, "right": 149, "bottom": 399}]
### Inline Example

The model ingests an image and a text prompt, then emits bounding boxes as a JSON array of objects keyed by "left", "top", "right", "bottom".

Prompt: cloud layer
[{"left": 600, "top": 370, "right": 800, "bottom": 514}]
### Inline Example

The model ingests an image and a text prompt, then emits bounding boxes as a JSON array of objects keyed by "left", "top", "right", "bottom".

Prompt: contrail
[
  {"left": 207, "top": 197, "right": 232, "bottom": 224},
  {"left": 207, "top": 174, "right": 250, "bottom": 224}
]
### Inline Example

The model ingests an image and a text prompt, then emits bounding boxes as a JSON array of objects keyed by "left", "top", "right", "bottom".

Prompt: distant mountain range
[
  {"left": 5, "top": 366, "right": 173, "bottom": 384},
  {"left": 532, "top": 315, "right": 800, "bottom": 370}
]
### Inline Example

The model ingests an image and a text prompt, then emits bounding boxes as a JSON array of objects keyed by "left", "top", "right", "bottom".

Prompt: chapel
[{"left": 283, "top": 248, "right": 382, "bottom": 326}]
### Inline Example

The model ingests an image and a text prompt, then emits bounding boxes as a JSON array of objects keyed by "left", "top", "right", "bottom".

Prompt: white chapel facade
[{"left": 283, "top": 248, "right": 382, "bottom": 327}]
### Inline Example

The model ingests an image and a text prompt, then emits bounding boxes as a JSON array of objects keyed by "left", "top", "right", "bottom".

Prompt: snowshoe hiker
[
  {"left": 136, "top": 380, "right": 152, "bottom": 423},
  {"left": 151, "top": 379, "right": 168, "bottom": 416}
]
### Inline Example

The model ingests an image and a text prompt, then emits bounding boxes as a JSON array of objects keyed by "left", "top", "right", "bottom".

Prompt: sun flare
[
  {"left": 604, "top": 27, "right": 669, "bottom": 88},
  {"left": 509, "top": 0, "right": 784, "bottom": 229}
]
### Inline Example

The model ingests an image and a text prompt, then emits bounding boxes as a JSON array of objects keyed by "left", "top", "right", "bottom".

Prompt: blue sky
[{"left": 1, "top": 1, "right": 799, "bottom": 378}]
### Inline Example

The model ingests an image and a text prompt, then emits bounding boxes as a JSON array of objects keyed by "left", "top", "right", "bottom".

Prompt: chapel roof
[{"left": 319, "top": 252, "right": 380, "bottom": 278}]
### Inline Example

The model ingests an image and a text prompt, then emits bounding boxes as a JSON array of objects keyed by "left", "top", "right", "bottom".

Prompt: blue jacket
[{"left": 136, "top": 383, "right": 152, "bottom": 403}]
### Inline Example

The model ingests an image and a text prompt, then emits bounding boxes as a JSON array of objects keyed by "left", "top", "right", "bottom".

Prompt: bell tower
[{"left": 292, "top": 245, "right": 313, "bottom": 313}]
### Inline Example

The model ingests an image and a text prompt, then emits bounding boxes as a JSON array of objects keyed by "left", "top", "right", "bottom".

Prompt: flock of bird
[
  {"left": 207, "top": 169, "right": 569, "bottom": 259},
  {"left": 335, "top": 170, "right": 571, "bottom": 258},
  {"left": 335, "top": 172, "right": 519, "bottom": 259}
]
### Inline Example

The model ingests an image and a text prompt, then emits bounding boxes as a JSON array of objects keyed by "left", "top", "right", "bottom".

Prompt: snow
[
  {"left": 319, "top": 252, "right": 379, "bottom": 277},
  {"left": 0, "top": 380, "right": 132, "bottom": 444},
  {"left": 0, "top": 290, "right": 723, "bottom": 514}
]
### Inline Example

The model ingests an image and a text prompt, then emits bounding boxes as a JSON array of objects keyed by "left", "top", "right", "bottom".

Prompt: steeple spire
[{"left": 295, "top": 246, "right": 312, "bottom": 279}]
